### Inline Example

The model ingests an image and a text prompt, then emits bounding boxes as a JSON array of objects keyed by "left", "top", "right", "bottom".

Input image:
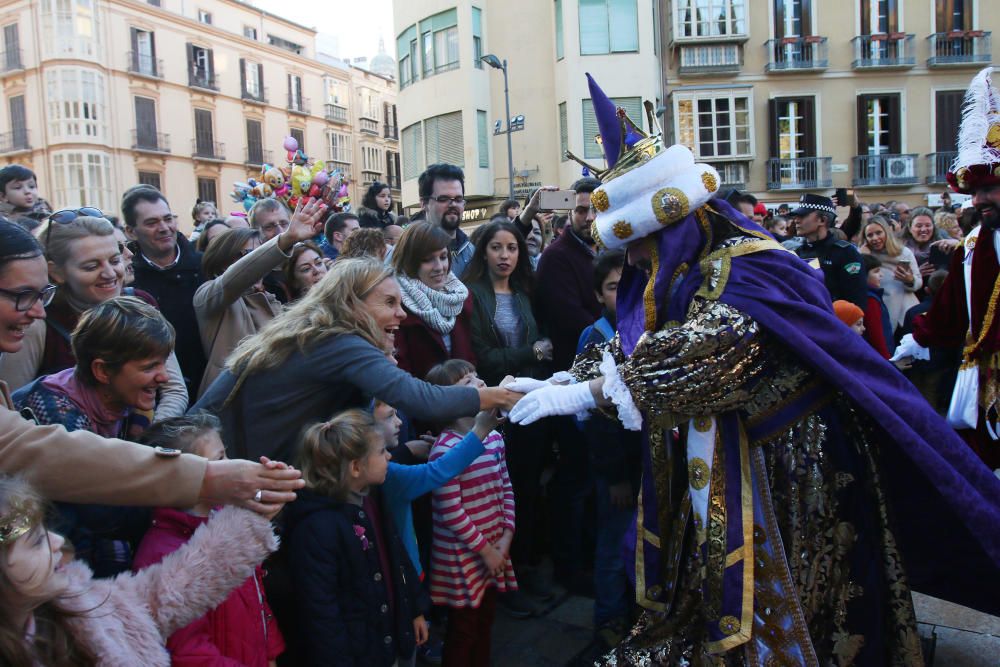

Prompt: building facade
[
  {"left": 0, "top": 0, "right": 398, "bottom": 232},
  {"left": 392, "top": 0, "right": 663, "bottom": 217},
  {"left": 659, "top": 0, "right": 996, "bottom": 206}
]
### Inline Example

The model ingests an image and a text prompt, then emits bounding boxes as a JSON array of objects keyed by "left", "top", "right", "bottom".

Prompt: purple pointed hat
[{"left": 587, "top": 73, "right": 623, "bottom": 169}]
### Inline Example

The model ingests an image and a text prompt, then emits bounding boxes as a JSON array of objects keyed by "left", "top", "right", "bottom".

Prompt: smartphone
[
  {"left": 835, "top": 188, "right": 848, "bottom": 206},
  {"left": 539, "top": 190, "right": 577, "bottom": 211}
]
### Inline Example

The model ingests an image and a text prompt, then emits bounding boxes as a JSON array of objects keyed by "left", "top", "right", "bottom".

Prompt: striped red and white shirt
[{"left": 429, "top": 429, "right": 517, "bottom": 608}]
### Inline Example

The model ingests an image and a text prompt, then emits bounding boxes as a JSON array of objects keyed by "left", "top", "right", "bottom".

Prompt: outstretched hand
[
  {"left": 282, "top": 198, "right": 328, "bottom": 246},
  {"left": 199, "top": 457, "right": 304, "bottom": 518},
  {"left": 508, "top": 381, "right": 598, "bottom": 425}
]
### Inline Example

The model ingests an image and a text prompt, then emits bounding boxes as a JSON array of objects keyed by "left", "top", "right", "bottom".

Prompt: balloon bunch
[{"left": 231, "top": 136, "right": 351, "bottom": 213}]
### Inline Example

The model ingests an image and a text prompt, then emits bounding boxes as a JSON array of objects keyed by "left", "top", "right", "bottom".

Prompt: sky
[{"left": 250, "top": 0, "right": 395, "bottom": 62}]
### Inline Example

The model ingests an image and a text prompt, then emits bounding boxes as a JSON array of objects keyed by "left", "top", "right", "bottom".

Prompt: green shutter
[
  {"left": 424, "top": 116, "right": 439, "bottom": 165},
  {"left": 579, "top": 0, "right": 609, "bottom": 55},
  {"left": 583, "top": 96, "right": 641, "bottom": 159},
  {"left": 396, "top": 25, "right": 416, "bottom": 59},
  {"left": 609, "top": 0, "right": 638, "bottom": 52},
  {"left": 428, "top": 8, "right": 458, "bottom": 31},
  {"left": 402, "top": 122, "right": 423, "bottom": 180},
  {"left": 439, "top": 111, "right": 465, "bottom": 167},
  {"left": 478, "top": 110, "right": 489, "bottom": 167},
  {"left": 559, "top": 102, "right": 568, "bottom": 160},
  {"left": 555, "top": 0, "right": 564, "bottom": 59},
  {"left": 472, "top": 7, "right": 482, "bottom": 38}
]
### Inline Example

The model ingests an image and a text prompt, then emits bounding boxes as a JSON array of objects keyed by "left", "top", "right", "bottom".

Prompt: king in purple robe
[{"left": 509, "top": 74, "right": 1000, "bottom": 665}]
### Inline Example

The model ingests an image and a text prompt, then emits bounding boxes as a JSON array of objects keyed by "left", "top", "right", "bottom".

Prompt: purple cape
[{"left": 617, "top": 198, "right": 1000, "bottom": 616}]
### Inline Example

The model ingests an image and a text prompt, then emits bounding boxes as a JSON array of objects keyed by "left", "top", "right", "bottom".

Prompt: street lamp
[{"left": 481, "top": 53, "right": 514, "bottom": 200}]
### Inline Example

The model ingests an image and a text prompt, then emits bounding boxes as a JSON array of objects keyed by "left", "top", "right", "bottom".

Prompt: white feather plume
[{"left": 953, "top": 66, "right": 1000, "bottom": 173}]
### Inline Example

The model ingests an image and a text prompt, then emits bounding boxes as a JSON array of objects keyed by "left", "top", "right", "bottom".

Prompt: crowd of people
[{"left": 1, "top": 70, "right": 999, "bottom": 667}]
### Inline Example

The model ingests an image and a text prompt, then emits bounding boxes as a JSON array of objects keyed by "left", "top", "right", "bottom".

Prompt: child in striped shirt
[{"left": 425, "top": 359, "right": 516, "bottom": 667}]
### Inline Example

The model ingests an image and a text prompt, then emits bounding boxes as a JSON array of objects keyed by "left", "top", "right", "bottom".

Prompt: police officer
[{"left": 791, "top": 193, "right": 867, "bottom": 310}]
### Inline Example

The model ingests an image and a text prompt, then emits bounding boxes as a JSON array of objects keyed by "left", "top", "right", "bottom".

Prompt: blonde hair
[
  {"left": 38, "top": 216, "right": 115, "bottom": 267},
  {"left": 226, "top": 258, "right": 393, "bottom": 380},
  {"left": 298, "top": 410, "right": 377, "bottom": 501},
  {"left": 862, "top": 215, "right": 903, "bottom": 257}
]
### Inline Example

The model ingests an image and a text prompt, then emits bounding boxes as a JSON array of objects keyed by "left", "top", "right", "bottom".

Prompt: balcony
[
  {"left": 851, "top": 34, "right": 915, "bottom": 69},
  {"left": 361, "top": 170, "right": 382, "bottom": 187},
  {"left": 928, "top": 31, "right": 992, "bottom": 67},
  {"left": 926, "top": 152, "right": 957, "bottom": 185},
  {"left": 764, "top": 36, "right": 828, "bottom": 72},
  {"left": 1, "top": 50, "right": 23, "bottom": 74},
  {"left": 245, "top": 148, "right": 273, "bottom": 167},
  {"left": 241, "top": 86, "right": 269, "bottom": 105},
  {"left": 707, "top": 160, "right": 749, "bottom": 190},
  {"left": 852, "top": 153, "right": 920, "bottom": 187},
  {"left": 328, "top": 159, "right": 352, "bottom": 179},
  {"left": 188, "top": 71, "right": 219, "bottom": 92},
  {"left": 384, "top": 124, "right": 399, "bottom": 140},
  {"left": 131, "top": 130, "right": 170, "bottom": 153},
  {"left": 127, "top": 51, "right": 163, "bottom": 79},
  {"left": 359, "top": 117, "right": 379, "bottom": 135},
  {"left": 287, "top": 95, "right": 310, "bottom": 115},
  {"left": 0, "top": 131, "right": 30, "bottom": 155},
  {"left": 678, "top": 43, "right": 743, "bottom": 76},
  {"left": 766, "top": 157, "right": 832, "bottom": 190},
  {"left": 325, "top": 104, "right": 349, "bottom": 123},
  {"left": 191, "top": 139, "right": 225, "bottom": 161}
]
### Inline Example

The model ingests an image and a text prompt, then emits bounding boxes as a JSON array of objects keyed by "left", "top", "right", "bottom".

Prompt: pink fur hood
[{"left": 55, "top": 506, "right": 277, "bottom": 666}]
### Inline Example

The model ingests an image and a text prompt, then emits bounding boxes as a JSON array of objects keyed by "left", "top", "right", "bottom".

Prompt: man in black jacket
[{"left": 122, "top": 186, "right": 206, "bottom": 396}]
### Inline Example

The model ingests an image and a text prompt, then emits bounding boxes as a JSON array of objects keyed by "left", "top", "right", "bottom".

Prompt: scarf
[
  {"left": 40, "top": 367, "right": 127, "bottom": 438},
  {"left": 396, "top": 273, "right": 468, "bottom": 335}
]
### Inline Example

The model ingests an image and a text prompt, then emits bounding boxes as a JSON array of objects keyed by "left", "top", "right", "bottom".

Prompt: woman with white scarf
[{"left": 390, "top": 222, "right": 477, "bottom": 382}]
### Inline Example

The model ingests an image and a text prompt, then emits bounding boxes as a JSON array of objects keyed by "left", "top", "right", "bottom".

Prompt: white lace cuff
[{"left": 600, "top": 349, "right": 643, "bottom": 431}]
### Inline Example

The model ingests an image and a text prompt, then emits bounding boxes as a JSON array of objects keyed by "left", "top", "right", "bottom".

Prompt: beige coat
[
  {"left": 194, "top": 237, "right": 287, "bottom": 397},
  {"left": 0, "top": 380, "right": 206, "bottom": 505}
]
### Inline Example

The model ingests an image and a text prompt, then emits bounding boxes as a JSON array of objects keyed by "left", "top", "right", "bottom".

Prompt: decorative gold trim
[
  {"left": 633, "top": 481, "right": 667, "bottom": 612},
  {"left": 701, "top": 171, "right": 719, "bottom": 194},
  {"left": 651, "top": 187, "right": 690, "bottom": 226},
  {"left": 591, "top": 188, "right": 610, "bottom": 212},
  {"left": 643, "top": 237, "right": 660, "bottom": 334},
  {"left": 613, "top": 220, "right": 634, "bottom": 239}
]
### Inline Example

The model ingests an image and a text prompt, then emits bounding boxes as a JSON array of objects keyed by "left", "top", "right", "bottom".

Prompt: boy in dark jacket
[{"left": 579, "top": 249, "right": 642, "bottom": 649}]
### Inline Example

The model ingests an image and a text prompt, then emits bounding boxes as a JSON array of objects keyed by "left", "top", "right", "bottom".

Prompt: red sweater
[
  {"left": 133, "top": 507, "right": 284, "bottom": 666},
  {"left": 395, "top": 293, "right": 477, "bottom": 381}
]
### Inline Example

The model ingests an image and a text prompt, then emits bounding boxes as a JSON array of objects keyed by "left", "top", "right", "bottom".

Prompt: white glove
[
  {"left": 509, "top": 381, "right": 596, "bottom": 425},
  {"left": 890, "top": 333, "right": 930, "bottom": 362},
  {"left": 504, "top": 377, "right": 550, "bottom": 394}
]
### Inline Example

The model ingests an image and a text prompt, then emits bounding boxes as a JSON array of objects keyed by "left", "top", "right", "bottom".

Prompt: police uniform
[{"left": 790, "top": 193, "right": 867, "bottom": 310}]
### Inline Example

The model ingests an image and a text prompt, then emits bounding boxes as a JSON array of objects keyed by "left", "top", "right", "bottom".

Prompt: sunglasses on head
[{"left": 46, "top": 207, "right": 107, "bottom": 248}]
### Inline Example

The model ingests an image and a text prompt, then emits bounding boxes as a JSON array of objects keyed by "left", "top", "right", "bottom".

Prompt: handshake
[{"left": 501, "top": 373, "right": 598, "bottom": 425}]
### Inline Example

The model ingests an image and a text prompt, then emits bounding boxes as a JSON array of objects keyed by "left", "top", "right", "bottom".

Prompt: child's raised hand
[{"left": 474, "top": 409, "right": 501, "bottom": 438}]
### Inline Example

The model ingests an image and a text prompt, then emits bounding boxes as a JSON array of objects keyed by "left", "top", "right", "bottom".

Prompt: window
[
  {"left": 8, "top": 95, "right": 27, "bottom": 149},
  {"left": 582, "top": 96, "right": 641, "bottom": 159},
  {"left": 558, "top": 102, "right": 568, "bottom": 160},
  {"left": 290, "top": 128, "right": 305, "bottom": 154},
  {"left": 397, "top": 26, "right": 418, "bottom": 87},
  {"left": 387, "top": 151, "right": 401, "bottom": 188},
  {"left": 138, "top": 171, "right": 161, "bottom": 189},
  {"left": 555, "top": 0, "right": 564, "bottom": 59},
  {"left": 472, "top": 7, "right": 483, "bottom": 68},
  {"left": 244, "top": 25, "right": 258, "bottom": 40},
  {"left": 268, "top": 35, "right": 303, "bottom": 55},
  {"left": 52, "top": 151, "right": 112, "bottom": 211},
  {"left": 326, "top": 78, "right": 347, "bottom": 106},
  {"left": 40, "top": 0, "right": 99, "bottom": 59},
  {"left": 147, "top": 0, "right": 160, "bottom": 6},
  {"left": 675, "top": 0, "right": 747, "bottom": 38},
  {"left": 579, "top": 0, "right": 638, "bottom": 55},
  {"left": 134, "top": 96, "right": 158, "bottom": 149},
  {"left": 419, "top": 9, "right": 459, "bottom": 75},
  {"left": 4, "top": 24, "right": 22, "bottom": 70},
  {"left": 401, "top": 123, "right": 424, "bottom": 179},
  {"left": 674, "top": 93, "right": 752, "bottom": 158},
  {"left": 327, "top": 131, "right": 352, "bottom": 163},
  {"left": 246, "top": 119, "right": 263, "bottom": 164},
  {"left": 194, "top": 108, "right": 215, "bottom": 156},
  {"left": 362, "top": 144, "right": 382, "bottom": 173},
  {"left": 198, "top": 10, "right": 212, "bottom": 25},
  {"left": 935, "top": 90, "right": 963, "bottom": 152},
  {"left": 424, "top": 111, "right": 464, "bottom": 166},
  {"left": 856, "top": 94, "right": 900, "bottom": 156},
  {"left": 859, "top": 0, "right": 894, "bottom": 34},
  {"left": 197, "top": 177, "right": 217, "bottom": 204},
  {"left": 936, "top": 0, "right": 971, "bottom": 32},
  {"left": 241, "top": 59, "right": 263, "bottom": 100},
  {"left": 45, "top": 67, "right": 107, "bottom": 141},
  {"left": 188, "top": 44, "right": 215, "bottom": 89},
  {"left": 773, "top": 0, "right": 810, "bottom": 38},
  {"left": 129, "top": 28, "right": 156, "bottom": 76},
  {"left": 477, "top": 110, "right": 489, "bottom": 167},
  {"left": 288, "top": 74, "right": 303, "bottom": 111},
  {"left": 767, "top": 97, "right": 816, "bottom": 158}
]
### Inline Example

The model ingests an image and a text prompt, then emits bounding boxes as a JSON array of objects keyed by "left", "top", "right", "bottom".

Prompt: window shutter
[
  {"left": 856, "top": 95, "right": 869, "bottom": 156},
  {"left": 887, "top": 94, "right": 901, "bottom": 154},
  {"left": 402, "top": 122, "right": 423, "bottom": 180},
  {"left": 150, "top": 32, "right": 156, "bottom": 60},
  {"left": 773, "top": 0, "right": 785, "bottom": 40},
  {"left": 559, "top": 102, "right": 568, "bottom": 158},
  {"left": 800, "top": 0, "right": 812, "bottom": 36},
  {"left": 609, "top": 0, "right": 638, "bottom": 52},
  {"left": 240, "top": 58, "right": 246, "bottom": 93},
  {"left": 935, "top": 91, "right": 963, "bottom": 152},
  {"left": 800, "top": 97, "right": 816, "bottom": 157},
  {"left": 258, "top": 63, "right": 263, "bottom": 95},
  {"left": 424, "top": 116, "right": 439, "bottom": 164},
  {"left": 186, "top": 43, "right": 195, "bottom": 75},
  {"left": 130, "top": 28, "right": 139, "bottom": 62},
  {"left": 135, "top": 97, "right": 157, "bottom": 145},
  {"left": 477, "top": 110, "right": 488, "bottom": 168},
  {"left": 767, "top": 98, "right": 778, "bottom": 158},
  {"left": 859, "top": 0, "right": 870, "bottom": 35},
  {"left": 207, "top": 48, "right": 215, "bottom": 77},
  {"left": 886, "top": 0, "right": 898, "bottom": 33},
  {"left": 582, "top": 96, "right": 642, "bottom": 159},
  {"left": 438, "top": 111, "right": 464, "bottom": 166},
  {"left": 579, "top": 0, "right": 610, "bottom": 55},
  {"left": 9, "top": 96, "right": 26, "bottom": 143}
]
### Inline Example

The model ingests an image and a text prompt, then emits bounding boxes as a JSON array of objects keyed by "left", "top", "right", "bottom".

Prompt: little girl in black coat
[{"left": 284, "top": 409, "right": 426, "bottom": 666}]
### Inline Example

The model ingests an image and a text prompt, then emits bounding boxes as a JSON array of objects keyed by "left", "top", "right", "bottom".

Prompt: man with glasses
[
  {"left": 121, "top": 186, "right": 206, "bottom": 396},
  {"left": 418, "top": 163, "right": 475, "bottom": 279},
  {"left": 248, "top": 198, "right": 294, "bottom": 303}
]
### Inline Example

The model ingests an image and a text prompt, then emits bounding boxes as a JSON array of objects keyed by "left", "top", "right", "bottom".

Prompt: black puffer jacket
[{"left": 357, "top": 206, "right": 397, "bottom": 230}]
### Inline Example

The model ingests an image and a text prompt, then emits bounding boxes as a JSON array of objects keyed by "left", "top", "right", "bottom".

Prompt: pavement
[{"left": 490, "top": 591, "right": 1000, "bottom": 666}]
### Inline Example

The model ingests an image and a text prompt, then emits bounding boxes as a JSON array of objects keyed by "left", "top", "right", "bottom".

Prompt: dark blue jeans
[{"left": 592, "top": 476, "right": 634, "bottom": 627}]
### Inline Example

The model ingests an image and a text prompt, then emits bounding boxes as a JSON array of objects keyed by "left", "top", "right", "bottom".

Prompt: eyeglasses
[
  {"left": 430, "top": 195, "right": 466, "bottom": 206},
  {"left": 0, "top": 284, "right": 57, "bottom": 312},
  {"left": 46, "top": 207, "right": 106, "bottom": 248},
  {"left": 259, "top": 220, "right": 290, "bottom": 234}
]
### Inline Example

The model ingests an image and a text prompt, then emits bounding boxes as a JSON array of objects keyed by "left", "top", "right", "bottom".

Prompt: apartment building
[
  {"left": 392, "top": 0, "right": 663, "bottom": 216},
  {"left": 0, "top": 0, "right": 399, "bottom": 231},
  {"left": 660, "top": 0, "right": 996, "bottom": 205}
]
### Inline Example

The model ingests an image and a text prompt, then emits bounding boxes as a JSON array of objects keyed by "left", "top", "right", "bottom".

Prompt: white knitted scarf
[{"left": 396, "top": 273, "right": 468, "bottom": 335}]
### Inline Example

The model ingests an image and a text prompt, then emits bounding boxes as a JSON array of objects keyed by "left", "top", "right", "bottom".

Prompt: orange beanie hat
[{"left": 832, "top": 300, "right": 864, "bottom": 327}]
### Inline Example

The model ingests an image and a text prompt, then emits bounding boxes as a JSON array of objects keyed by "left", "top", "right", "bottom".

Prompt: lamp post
[{"left": 481, "top": 53, "right": 514, "bottom": 200}]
